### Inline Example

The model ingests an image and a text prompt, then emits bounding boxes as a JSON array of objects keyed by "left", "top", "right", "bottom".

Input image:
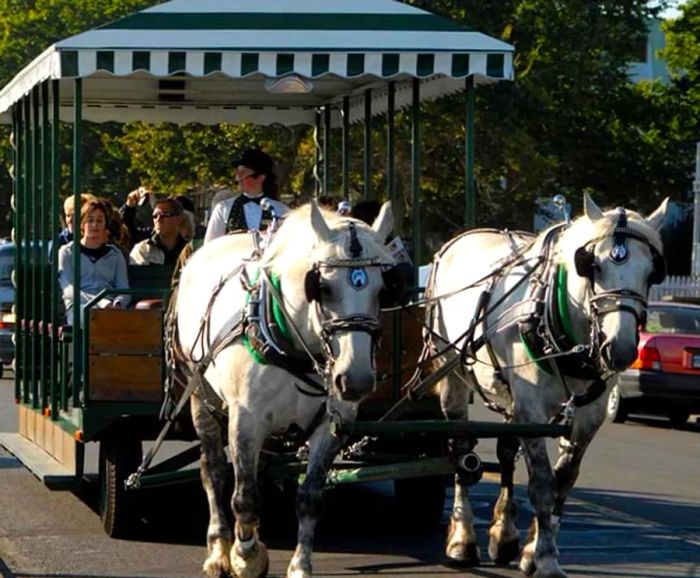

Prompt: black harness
[
  {"left": 240, "top": 266, "right": 327, "bottom": 397},
  {"left": 518, "top": 209, "right": 665, "bottom": 409}
]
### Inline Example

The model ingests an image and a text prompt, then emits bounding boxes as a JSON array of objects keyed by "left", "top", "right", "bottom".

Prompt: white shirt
[{"left": 204, "top": 194, "right": 289, "bottom": 243}]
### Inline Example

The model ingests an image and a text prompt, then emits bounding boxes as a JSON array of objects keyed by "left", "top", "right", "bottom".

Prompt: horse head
[
  {"left": 262, "top": 201, "right": 395, "bottom": 402},
  {"left": 565, "top": 193, "right": 667, "bottom": 371}
]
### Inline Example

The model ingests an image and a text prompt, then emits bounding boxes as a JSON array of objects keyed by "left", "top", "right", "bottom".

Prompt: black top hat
[
  {"left": 173, "top": 194, "right": 195, "bottom": 213},
  {"left": 235, "top": 149, "right": 275, "bottom": 175}
]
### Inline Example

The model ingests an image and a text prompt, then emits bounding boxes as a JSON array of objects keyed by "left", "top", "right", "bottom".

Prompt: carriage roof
[{"left": 0, "top": 0, "right": 513, "bottom": 126}]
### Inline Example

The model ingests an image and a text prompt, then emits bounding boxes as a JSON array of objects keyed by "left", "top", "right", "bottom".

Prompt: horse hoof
[
  {"left": 489, "top": 538, "right": 520, "bottom": 566},
  {"left": 519, "top": 554, "right": 536, "bottom": 576},
  {"left": 231, "top": 540, "right": 269, "bottom": 578},
  {"left": 445, "top": 542, "right": 480, "bottom": 568},
  {"left": 532, "top": 559, "right": 567, "bottom": 578},
  {"left": 203, "top": 544, "right": 232, "bottom": 578},
  {"left": 287, "top": 568, "right": 311, "bottom": 578}
]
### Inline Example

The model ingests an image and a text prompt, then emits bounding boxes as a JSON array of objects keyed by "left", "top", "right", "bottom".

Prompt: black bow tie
[{"left": 242, "top": 195, "right": 264, "bottom": 205}]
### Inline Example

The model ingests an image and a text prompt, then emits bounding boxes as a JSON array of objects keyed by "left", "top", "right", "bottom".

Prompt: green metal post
[
  {"left": 342, "top": 96, "right": 350, "bottom": 199},
  {"left": 21, "top": 96, "right": 30, "bottom": 404},
  {"left": 363, "top": 90, "right": 372, "bottom": 200},
  {"left": 411, "top": 78, "right": 421, "bottom": 279},
  {"left": 31, "top": 90, "right": 39, "bottom": 407},
  {"left": 387, "top": 82, "right": 396, "bottom": 207},
  {"left": 465, "top": 76, "right": 476, "bottom": 228},
  {"left": 72, "top": 79, "right": 82, "bottom": 407},
  {"left": 387, "top": 82, "right": 401, "bottom": 401},
  {"left": 314, "top": 110, "right": 321, "bottom": 197},
  {"left": 12, "top": 104, "right": 22, "bottom": 402},
  {"left": 50, "top": 80, "right": 60, "bottom": 419},
  {"left": 40, "top": 81, "right": 49, "bottom": 413},
  {"left": 323, "top": 105, "right": 331, "bottom": 196}
]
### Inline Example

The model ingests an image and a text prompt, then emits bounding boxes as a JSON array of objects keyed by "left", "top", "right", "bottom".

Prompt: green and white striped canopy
[{"left": 0, "top": 0, "right": 514, "bottom": 125}]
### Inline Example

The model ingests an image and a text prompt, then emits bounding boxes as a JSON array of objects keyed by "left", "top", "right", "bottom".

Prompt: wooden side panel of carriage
[
  {"left": 373, "top": 309, "right": 425, "bottom": 400},
  {"left": 88, "top": 309, "right": 164, "bottom": 402}
]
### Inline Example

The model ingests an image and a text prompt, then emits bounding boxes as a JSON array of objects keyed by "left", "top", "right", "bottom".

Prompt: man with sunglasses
[
  {"left": 129, "top": 198, "right": 189, "bottom": 265},
  {"left": 204, "top": 149, "right": 288, "bottom": 243}
]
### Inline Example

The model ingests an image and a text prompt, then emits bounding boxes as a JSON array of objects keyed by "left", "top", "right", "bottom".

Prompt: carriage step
[
  {"left": 338, "top": 420, "right": 570, "bottom": 438},
  {"left": 0, "top": 433, "right": 77, "bottom": 489}
]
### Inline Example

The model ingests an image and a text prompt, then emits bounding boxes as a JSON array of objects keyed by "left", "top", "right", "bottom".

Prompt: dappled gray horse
[
  {"left": 426, "top": 194, "right": 666, "bottom": 578},
  {"left": 174, "top": 202, "right": 394, "bottom": 578}
]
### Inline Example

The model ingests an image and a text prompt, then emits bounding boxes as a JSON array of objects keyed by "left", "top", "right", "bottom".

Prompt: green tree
[
  {"left": 408, "top": 0, "right": 677, "bottom": 244},
  {"left": 1, "top": 0, "right": 695, "bottom": 262},
  {"left": 0, "top": 0, "right": 158, "bottom": 234}
]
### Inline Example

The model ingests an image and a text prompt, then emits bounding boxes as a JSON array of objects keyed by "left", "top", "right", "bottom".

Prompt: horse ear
[
  {"left": 310, "top": 201, "right": 333, "bottom": 243},
  {"left": 583, "top": 192, "right": 604, "bottom": 222},
  {"left": 371, "top": 201, "right": 393, "bottom": 241},
  {"left": 646, "top": 197, "right": 669, "bottom": 231}
]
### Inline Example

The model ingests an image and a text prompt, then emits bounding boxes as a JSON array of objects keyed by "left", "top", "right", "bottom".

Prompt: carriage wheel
[
  {"left": 99, "top": 437, "right": 143, "bottom": 538},
  {"left": 606, "top": 384, "right": 628, "bottom": 423},
  {"left": 394, "top": 475, "right": 447, "bottom": 528}
]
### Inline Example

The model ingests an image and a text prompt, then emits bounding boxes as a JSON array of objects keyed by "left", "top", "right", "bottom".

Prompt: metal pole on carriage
[{"left": 693, "top": 142, "right": 700, "bottom": 276}]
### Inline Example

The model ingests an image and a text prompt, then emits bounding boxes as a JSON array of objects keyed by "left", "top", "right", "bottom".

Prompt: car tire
[
  {"left": 606, "top": 384, "right": 628, "bottom": 423},
  {"left": 668, "top": 410, "right": 690, "bottom": 428}
]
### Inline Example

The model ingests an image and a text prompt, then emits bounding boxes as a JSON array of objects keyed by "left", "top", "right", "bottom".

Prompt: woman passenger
[{"left": 58, "top": 199, "right": 130, "bottom": 325}]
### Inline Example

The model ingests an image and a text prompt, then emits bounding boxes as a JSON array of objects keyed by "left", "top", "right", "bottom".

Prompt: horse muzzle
[
  {"left": 600, "top": 338, "right": 638, "bottom": 372},
  {"left": 334, "top": 372, "right": 375, "bottom": 402}
]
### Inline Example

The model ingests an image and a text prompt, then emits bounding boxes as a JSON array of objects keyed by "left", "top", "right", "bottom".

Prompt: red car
[{"left": 607, "top": 301, "right": 700, "bottom": 426}]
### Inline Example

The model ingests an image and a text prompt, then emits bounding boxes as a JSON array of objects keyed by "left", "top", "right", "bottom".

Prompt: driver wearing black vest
[{"left": 204, "top": 149, "right": 288, "bottom": 243}]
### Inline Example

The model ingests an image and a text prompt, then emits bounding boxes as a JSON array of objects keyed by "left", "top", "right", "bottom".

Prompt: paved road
[{"left": 1, "top": 371, "right": 699, "bottom": 578}]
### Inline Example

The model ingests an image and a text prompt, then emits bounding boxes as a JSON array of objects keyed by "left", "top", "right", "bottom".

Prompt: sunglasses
[{"left": 153, "top": 211, "right": 177, "bottom": 219}]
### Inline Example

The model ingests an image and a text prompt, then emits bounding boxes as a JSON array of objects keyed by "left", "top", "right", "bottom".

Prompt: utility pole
[{"left": 693, "top": 143, "right": 700, "bottom": 275}]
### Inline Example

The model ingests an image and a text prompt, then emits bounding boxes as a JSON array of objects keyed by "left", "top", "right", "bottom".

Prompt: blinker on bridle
[
  {"left": 572, "top": 206, "right": 666, "bottom": 332},
  {"left": 610, "top": 207, "right": 630, "bottom": 264},
  {"left": 574, "top": 206, "right": 665, "bottom": 286},
  {"left": 302, "top": 220, "right": 393, "bottom": 368}
]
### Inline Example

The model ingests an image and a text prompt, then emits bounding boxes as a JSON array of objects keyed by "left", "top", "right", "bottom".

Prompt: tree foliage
[{"left": 0, "top": 0, "right": 697, "bottom": 271}]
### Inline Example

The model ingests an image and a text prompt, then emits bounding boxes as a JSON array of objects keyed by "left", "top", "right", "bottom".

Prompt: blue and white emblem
[
  {"left": 610, "top": 242, "right": 628, "bottom": 264},
  {"left": 348, "top": 267, "right": 369, "bottom": 290}
]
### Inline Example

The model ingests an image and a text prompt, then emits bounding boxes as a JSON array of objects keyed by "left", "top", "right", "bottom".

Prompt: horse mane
[
  {"left": 556, "top": 207, "right": 663, "bottom": 263},
  {"left": 260, "top": 203, "right": 393, "bottom": 270}
]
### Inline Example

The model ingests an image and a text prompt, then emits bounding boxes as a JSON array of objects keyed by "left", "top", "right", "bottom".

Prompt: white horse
[
  {"left": 174, "top": 202, "right": 394, "bottom": 578},
  {"left": 426, "top": 194, "right": 667, "bottom": 578}
]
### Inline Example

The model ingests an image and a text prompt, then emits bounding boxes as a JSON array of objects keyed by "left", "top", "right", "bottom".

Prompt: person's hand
[{"left": 126, "top": 186, "right": 151, "bottom": 208}]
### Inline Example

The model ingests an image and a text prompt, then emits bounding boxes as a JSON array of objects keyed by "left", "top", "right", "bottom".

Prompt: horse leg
[
  {"left": 520, "top": 398, "right": 606, "bottom": 577},
  {"left": 554, "top": 399, "right": 605, "bottom": 528},
  {"left": 517, "top": 435, "right": 566, "bottom": 578},
  {"left": 287, "top": 419, "right": 346, "bottom": 578},
  {"left": 488, "top": 435, "right": 520, "bottom": 565},
  {"left": 229, "top": 405, "right": 269, "bottom": 578},
  {"left": 439, "top": 370, "right": 481, "bottom": 567},
  {"left": 191, "top": 393, "right": 233, "bottom": 578}
]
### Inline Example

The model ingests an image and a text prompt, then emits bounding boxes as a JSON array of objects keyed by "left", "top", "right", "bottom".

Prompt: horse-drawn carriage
[{"left": 0, "top": 2, "right": 668, "bottom": 578}]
